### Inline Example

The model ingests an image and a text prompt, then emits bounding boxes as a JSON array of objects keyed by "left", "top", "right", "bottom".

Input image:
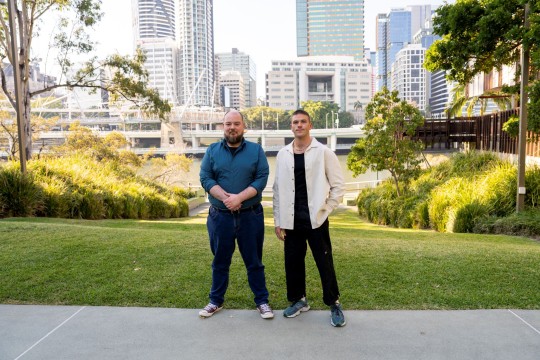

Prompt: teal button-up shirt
[{"left": 200, "top": 138, "right": 269, "bottom": 210}]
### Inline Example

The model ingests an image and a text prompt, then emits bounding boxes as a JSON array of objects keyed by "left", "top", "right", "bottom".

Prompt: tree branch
[{"left": 0, "top": 67, "right": 15, "bottom": 107}]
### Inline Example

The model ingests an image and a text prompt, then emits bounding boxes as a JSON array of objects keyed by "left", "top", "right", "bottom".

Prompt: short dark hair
[{"left": 292, "top": 109, "right": 311, "bottom": 122}]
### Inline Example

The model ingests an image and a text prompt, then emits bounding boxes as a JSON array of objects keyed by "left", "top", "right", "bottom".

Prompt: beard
[{"left": 225, "top": 131, "right": 244, "bottom": 146}]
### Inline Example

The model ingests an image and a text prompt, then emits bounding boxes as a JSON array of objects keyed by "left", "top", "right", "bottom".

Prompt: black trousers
[{"left": 284, "top": 219, "right": 340, "bottom": 306}]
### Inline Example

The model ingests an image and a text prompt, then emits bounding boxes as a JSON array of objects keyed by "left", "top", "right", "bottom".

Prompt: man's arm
[{"left": 324, "top": 148, "right": 345, "bottom": 209}]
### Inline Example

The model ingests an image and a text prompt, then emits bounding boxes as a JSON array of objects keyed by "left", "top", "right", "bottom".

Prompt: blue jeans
[{"left": 206, "top": 204, "right": 269, "bottom": 306}]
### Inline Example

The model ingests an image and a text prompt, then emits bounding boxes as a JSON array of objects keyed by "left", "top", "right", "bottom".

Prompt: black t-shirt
[{"left": 294, "top": 153, "right": 312, "bottom": 230}]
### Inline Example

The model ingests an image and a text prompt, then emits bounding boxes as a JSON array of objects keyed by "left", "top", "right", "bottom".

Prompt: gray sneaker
[
  {"left": 283, "top": 298, "right": 310, "bottom": 318},
  {"left": 199, "top": 303, "right": 223, "bottom": 318},
  {"left": 330, "top": 303, "right": 346, "bottom": 327},
  {"left": 257, "top": 303, "right": 274, "bottom": 319}
]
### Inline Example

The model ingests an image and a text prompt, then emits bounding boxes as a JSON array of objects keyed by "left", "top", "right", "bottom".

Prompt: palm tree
[{"left": 446, "top": 83, "right": 512, "bottom": 117}]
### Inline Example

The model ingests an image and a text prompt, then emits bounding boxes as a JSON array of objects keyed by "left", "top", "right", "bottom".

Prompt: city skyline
[{"left": 36, "top": 0, "right": 450, "bottom": 102}]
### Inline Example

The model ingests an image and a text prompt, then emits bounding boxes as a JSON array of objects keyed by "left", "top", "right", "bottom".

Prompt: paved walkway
[{"left": 1, "top": 305, "right": 539, "bottom": 360}]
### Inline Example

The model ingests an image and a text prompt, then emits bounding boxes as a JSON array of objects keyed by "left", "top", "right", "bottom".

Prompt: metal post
[
  {"left": 6, "top": 0, "right": 27, "bottom": 173},
  {"left": 517, "top": 2, "right": 530, "bottom": 212}
]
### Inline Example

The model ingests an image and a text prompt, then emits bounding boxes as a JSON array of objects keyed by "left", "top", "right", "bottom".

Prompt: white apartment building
[
  {"left": 132, "top": 0, "right": 179, "bottom": 105},
  {"left": 215, "top": 49, "right": 257, "bottom": 108},
  {"left": 265, "top": 56, "right": 372, "bottom": 114},
  {"left": 219, "top": 71, "right": 245, "bottom": 110},
  {"left": 132, "top": 0, "right": 214, "bottom": 107},
  {"left": 391, "top": 44, "right": 427, "bottom": 111}
]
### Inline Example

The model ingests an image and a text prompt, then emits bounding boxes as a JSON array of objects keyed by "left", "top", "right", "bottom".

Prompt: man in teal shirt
[{"left": 199, "top": 110, "right": 273, "bottom": 319}]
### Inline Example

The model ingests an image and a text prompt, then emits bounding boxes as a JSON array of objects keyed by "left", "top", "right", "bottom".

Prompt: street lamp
[
  {"left": 1, "top": 0, "right": 27, "bottom": 173},
  {"left": 325, "top": 113, "right": 329, "bottom": 129}
]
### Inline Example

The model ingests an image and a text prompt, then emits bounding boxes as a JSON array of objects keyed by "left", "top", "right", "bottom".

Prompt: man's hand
[
  {"left": 223, "top": 192, "right": 242, "bottom": 211},
  {"left": 275, "top": 226, "right": 286, "bottom": 241}
]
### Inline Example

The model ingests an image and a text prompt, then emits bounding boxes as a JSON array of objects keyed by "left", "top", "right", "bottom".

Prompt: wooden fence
[{"left": 415, "top": 110, "right": 540, "bottom": 157}]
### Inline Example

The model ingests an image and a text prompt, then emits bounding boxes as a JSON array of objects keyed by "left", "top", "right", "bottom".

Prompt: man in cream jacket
[{"left": 273, "top": 109, "right": 346, "bottom": 327}]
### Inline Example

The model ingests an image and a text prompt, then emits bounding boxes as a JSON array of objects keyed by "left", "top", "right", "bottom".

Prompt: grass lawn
[{"left": 1, "top": 206, "right": 539, "bottom": 310}]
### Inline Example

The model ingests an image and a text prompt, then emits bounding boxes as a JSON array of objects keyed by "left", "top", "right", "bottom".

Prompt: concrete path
[{"left": 1, "top": 305, "right": 539, "bottom": 360}]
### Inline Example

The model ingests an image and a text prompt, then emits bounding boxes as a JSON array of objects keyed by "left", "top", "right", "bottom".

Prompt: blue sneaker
[
  {"left": 283, "top": 298, "right": 310, "bottom": 318},
  {"left": 330, "top": 303, "right": 346, "bottom": 327}
]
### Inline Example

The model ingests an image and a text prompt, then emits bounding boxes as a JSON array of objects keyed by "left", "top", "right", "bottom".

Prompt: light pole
[
  {"left": 276, "top": 113, "right": 279, "bottom": 130},
  {"left": 2, "top": 0, "right": 27, "bottom": 173},
  {"left": 331, "top": 111, "right": 334, "bottom": 129},
  {"left": 325, "top": 113, "right": 329, "bottom": 129},
  {"left": 517, "top": 2, "right": 530, "bottom": 212}
]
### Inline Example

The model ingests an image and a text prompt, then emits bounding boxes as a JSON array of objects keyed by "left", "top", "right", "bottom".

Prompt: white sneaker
[{"left": 257, "top": 303, "right": 274, "bottom": 319}]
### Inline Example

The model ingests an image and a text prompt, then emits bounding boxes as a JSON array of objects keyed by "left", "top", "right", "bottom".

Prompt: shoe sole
[
  {"left": 260, "top": 312, "right": 274, "bottom": 319},
  {"left": 283, "top": 305, "right": 310, "bottom": 318},
  {"left": 331, "top": 319, "right": 346, "bottom": 327},
  {"left": 199, "top": 306, "right": 223, "bottom": 318}
]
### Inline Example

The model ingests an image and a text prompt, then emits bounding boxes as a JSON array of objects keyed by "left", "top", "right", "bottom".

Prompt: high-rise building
[
  {"left": 376, "top": 6, "right": 432, "bottom": 92},
  {"left": 215, "top": 48, "right": 257, "bottom": 108},
  {"left": 296, "top": 0, "right": 365, "bottom": 60},
  {"left": 376, "top": 13, "right": 388, "bottom": 91},
  {"left": 132, "top": 0, "right": 215, "bottom": 107},
  {"left": 132, "top": 0, "right": 179, "bottom": 105},
  {"left": 391, "top": 44, "right": 427, "bottom": 111},
  {"left": 177, "top": 0, "right": 214, "bottom": 107}
]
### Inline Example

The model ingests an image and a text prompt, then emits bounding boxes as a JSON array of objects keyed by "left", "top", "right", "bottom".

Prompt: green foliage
[
  {"left": 425, "top": 0, "right": 540, "bottom": 132},
  {"left": 347, "top": 88, "right": 425, "bottom": 196},
  {"left": 0, "top": 154, "right": 189, "bottom": 220},
  {"left": 0, "top": 164, "right": 43, "bottom": 217},
  {"left": 474, "top": 209, "right": 540, "bottom": 239},
  {"left": 241, "top": 106, "right": 288, "bottom": 129},
  {"left": 502, "top": 115, "right": 520, "bottom": 137},
  {"left": 299, "top": 100, "right": 340, "bottom": 129},
  {"left": 356, "top": 150, "right": 540, "bottom": 236}
]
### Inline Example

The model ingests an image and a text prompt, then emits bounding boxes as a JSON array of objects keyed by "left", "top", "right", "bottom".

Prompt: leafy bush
[
  {"left": 0, "top": 165, "right": 43, "bottom": 217},
  {"left": 0, "top": 154, "right": 190, "bottom": 220},
  {"left": 525, "top": 166, "right": 540, "bottom": 207},
  {"left": 502, "top": 115, "right": 519, "bottom": 138},
  {"left": 474, "top": 209, "right": 540, "bottom": 239},
  {"left": 356, "top": 150, "right": 540, "bottom": 237}
]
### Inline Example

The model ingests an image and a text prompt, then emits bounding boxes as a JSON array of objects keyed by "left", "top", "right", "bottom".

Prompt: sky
[{"left": 38, "top": 0, "right": 450, "bottom": 98}]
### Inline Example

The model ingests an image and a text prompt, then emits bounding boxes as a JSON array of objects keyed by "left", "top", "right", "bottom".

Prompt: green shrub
[
  {"left": 355, "top": 150, "right": 540, "bottom": 236},
  {"left": 413, "top": 200, "right": 430, "bottom": 229},
  {"left": 25, "top": 155, "right": 191, "bottom": 220},
  {"left": 474, "top": 209, "right": 540, "bottom": 238},
  {"left": 479, "top": 163, "right": 516, "bottom": 217},
  {"left": 0, "top": 166, "right": 43, "bottom": 217},
  {"left": 502, "top": 115, "right": 519, "bottom": 137},
  {"left": 451, "top": 201, "right": 490, "bottom": 233},
  {"left": 37, "top": 177, "right": 72, "bottom": 218},
  {"left": 525, "top": 166, "right": 540, "bottom": 207}
]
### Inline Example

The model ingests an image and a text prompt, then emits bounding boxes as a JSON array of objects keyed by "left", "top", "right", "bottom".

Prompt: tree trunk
[{"left": 23, "top": 87, "right": 32, "bottom": 159}]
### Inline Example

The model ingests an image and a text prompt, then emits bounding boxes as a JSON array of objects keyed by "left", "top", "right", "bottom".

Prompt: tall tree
[
  {"left": 424, "top": 0, "right": 540, "bottom": 131},
  {"left": 300, "top": 100, "right": 339, "bottom": 129},
  {"left": 0, "top": 0, "right": 171, "bottom": 160},
  {"left": 241, "top": 106, "right": 287, "bottom": 130},
  {"left": 347, "top": 88, "right": 425, "bottom": 197}
]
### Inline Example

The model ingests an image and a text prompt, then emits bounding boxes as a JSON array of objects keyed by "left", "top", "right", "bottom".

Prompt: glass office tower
[{"left": 296, "top": 0, "right": 365, "bottom": 60}]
